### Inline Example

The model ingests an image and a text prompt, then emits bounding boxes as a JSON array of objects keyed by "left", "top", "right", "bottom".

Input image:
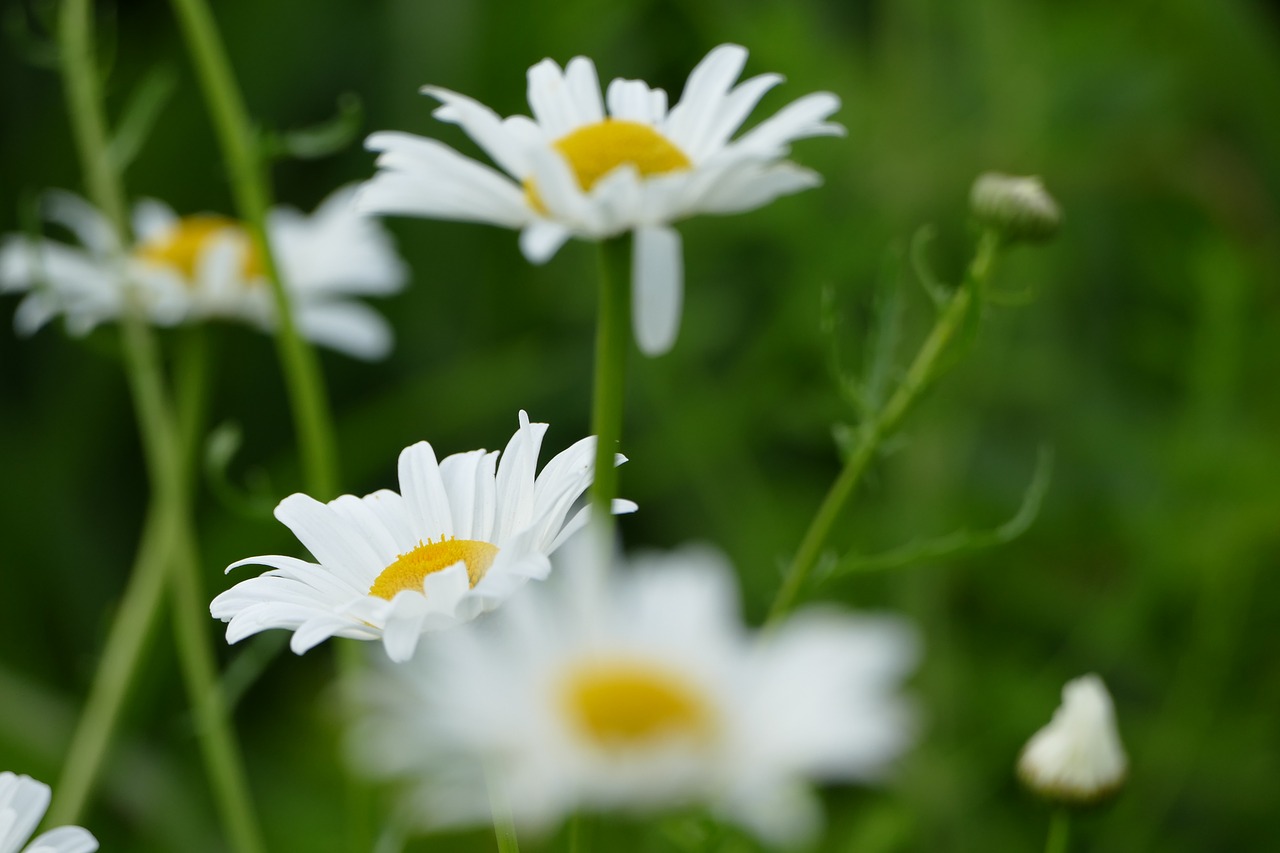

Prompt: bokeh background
[{"left": 2, "top": 0, "right": 1279, "bottom": 850}]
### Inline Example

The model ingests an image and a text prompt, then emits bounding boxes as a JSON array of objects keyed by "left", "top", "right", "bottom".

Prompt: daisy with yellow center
[
  {"left": 358, "top": 44, "right": 843, "bottom": 355},
  {"left": 347, "top": 528, "right": 919, "bottom": 843},
  {"left": 210, "top": 412, "right": 635, "bottom": 663},
  {"left": 0, "top": 185, "right": 406, "bottom": 359}
]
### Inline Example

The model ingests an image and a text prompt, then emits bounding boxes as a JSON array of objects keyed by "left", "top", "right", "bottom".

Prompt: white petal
[
  {"left": 361, "top": 132, "right": 532, "bottom": 228},
  {"left": 632, "top": 225, "right": 683, "bottom": 356},
  {"left": 294, "top": 300, "right": 394, "bottom": 361},
  {"left": 727, "top": 91, "right": 844, "bottom": 159},
  {"left": 663, "top": 45, "right": 748, "bottom": 156},
  {"left": 694, "top": 162, "right": 821, "bottom": 216},
  {"left": 41, "top": 190, "right": 119, "bottom": 255},
  {"left": 397, "top": 441, "right": 454, "bottom": 539},
  {"left": 273, "top": 493, "right": 385, "bottom": 582},
  {"left": 605, "top": 78, "right": 668, "bottom": 126},
  {"left": 527, "top": 57, "right": 602, "bottom": 139},
  {"left": 424, "top": 86, "right": 533, "bottom": 177},
  {"left": 519, "top": 220, "right": 572, "bottom": 264},
  {"left": 25, "top": 825, "right": 100, "bottom": 853},
  {"left": 438, "top": 449, "right": 485, "bottom": 539},
  {"left": 132, "top": 198, "right": 178, "bottom": 241},
  {"left": 493, "top": 411, "right": 547, "bottom": 539},
  {"left": 0, "top": 773, "right": 50, "bottom": 852}
]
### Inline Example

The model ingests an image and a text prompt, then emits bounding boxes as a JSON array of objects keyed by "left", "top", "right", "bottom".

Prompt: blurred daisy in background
[
  {"left": 347, "top": 527, "right": 918, "bottom": 844},
  {"left": 359, "top": 43, "right": 842, "bottom": 355},
  {"left": 1018, "top": 674, "right": 1128, "bottom": 804},
  {"left": 0, "top": 772, "right": 97, "bottom": 853},
  {"left": 211, "top": 411, "right": 635, "bottom": 662},
  {"left": 0, "top": 185, "right": 406, "bottom": 359}
]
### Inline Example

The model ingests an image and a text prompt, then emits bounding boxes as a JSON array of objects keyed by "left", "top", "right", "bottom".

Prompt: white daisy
[
  {"left": 0, "top": 772, "right": 97, "bottom": 853},
  {"left": 347, "top": 528, "right": 918, "bottom": 844},
  {"left": 0, "top": 184, "right": 407, "bottom": 359},
  {"left": 1018, "top": 674, "right": 1128, "bottom": 804},
  {"left": 211, "top": 411, "right": 635, "bottom": 663},
  {"left": 358, "top": 43, "right": 842, "bottom": 355}
]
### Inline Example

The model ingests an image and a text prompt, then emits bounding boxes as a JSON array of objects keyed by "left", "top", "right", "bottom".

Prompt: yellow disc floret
[
  {"left": 525, "top": 119, "right": 692, "bottom": 213},
  {"left": 135, "top": 215, "right": 263, "bottom": 281},
  {"left": 561, "top": 660, "right": 712, "bottom": 747},
  {"left": 368, "top": 537, "right": 499, "bottom": 600}
]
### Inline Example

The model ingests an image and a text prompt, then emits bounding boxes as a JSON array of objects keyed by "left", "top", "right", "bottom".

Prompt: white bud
[
  {"left": 970, "top": 173, "right": 1061, "bottom": 242},
  {"left": 1017, "top": 674, "right": 1127, "bottom": 804}
]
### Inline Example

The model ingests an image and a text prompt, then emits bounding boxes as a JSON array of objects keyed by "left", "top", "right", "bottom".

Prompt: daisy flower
[
  {"left": 0, "top": 772, "right": 97, "bottom": 853},
  {"left": 211, "top": 411, "right": 635, "bottom": 662},
  {"left": 358, "top": 43, "right": 842, "bottom": 355},
  {"left": 347, "top": 528, "right": 918, "bottom": 844},
  {"left": 1018, "top": 674, "right": 1128, "bottom": 804},
  {"left": 0, "top": 185, "right": 406, "bottom": 359}
]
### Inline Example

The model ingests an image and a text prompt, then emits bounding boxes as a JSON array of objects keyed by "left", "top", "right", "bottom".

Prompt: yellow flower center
[
  {"left": 135, "top": 215, "right": 263, "bottom": 282},
  {"left": 561, "top": 660, "right": 712, "bottom": 747},
  {"left": 525, "top": 119, "right": 692, "bottom": 214},
  {"left": 368, "top": 537, "right": 499, "bottom": 600}
]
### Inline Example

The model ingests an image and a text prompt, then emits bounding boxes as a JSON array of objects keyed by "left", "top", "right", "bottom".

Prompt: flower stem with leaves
[
  {"left": 768, "top": 229, "right": 1002, "bottom": 623},
  {"left": 50, "top": 2, "right": 265, "bottom": 850}
]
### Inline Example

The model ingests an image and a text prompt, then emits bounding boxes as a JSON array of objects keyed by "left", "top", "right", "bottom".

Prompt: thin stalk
[
  {"left": 47, "top": 502, "right": 172, "bottom": 825},
  {"left": 168, "top": 525, "right": 264, "bottom": 853},
  {"left": 1044, "top": 809, "right": 1070, "bottom": 853},
  {"left": 767, "top": 230, "right": 1001, "bottom": 623},
  {"left": 55, "top": 2, "right": 266, "bottom": 848},
  {"left": 589, "top": 236, "right": 632, "bottom": 527},
  {"left": 120, "top": 316, "right": 266, "bottom": 853},
  {"left": 165, "top": 0, "right": 338, "bottom": 499}
]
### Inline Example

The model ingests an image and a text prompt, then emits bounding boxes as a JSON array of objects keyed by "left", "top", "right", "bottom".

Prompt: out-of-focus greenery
[{"left": 2, "top": 0, "right": 1279, "bottom": 850}]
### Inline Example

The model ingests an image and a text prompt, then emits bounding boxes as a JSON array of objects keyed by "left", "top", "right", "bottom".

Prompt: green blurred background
[{"left": 2, "top": 0, "right": 1279, "bottom": 849}]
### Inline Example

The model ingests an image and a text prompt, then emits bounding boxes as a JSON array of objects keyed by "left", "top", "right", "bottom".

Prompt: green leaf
[{"left": 821, "top": 444, "right": 1054, "bottom": 579}]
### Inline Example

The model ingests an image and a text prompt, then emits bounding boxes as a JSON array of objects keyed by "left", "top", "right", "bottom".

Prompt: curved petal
[
  {"left": 361, "top": 132, "right": 532, "bottom": 228},
  {"left": 664, "top": 44, "right": 749, "bottom": 156}
]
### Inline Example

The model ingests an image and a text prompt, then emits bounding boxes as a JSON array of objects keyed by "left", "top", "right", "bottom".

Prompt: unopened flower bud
[
  {"left": 1018, "top": 674, "right": 1127, "bottom": 805},
  {"left": 970, "top": 173, "right": 1061, "bottom": 243}
]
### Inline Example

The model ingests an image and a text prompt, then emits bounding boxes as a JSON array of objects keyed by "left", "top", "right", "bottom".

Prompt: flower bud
[
  {"left": 970, "top": 173, "right": 1061, "bottom": 243},
  {"left": 1017, "top": 674, "right": 1127, "bottom": 805}
]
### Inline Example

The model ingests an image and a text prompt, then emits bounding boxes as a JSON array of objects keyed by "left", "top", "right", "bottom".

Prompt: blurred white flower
[
  {"left": 359, "top": 43, "right": 842, "bottom": 355},
  {"left": 347, "top": 529, "right": 918, "bottom": 844},
  {"left": 0, "top": 772, "right": 97, "bottom": 853},
  {"left": 1018, "top": 674, "right": 1127, "bottom": 803},
  {"left": 211, "top": 411, "right": 635, "bottom": 663},
  {"left": 0, "top": 185, "right": 407, "bottom": 359}
]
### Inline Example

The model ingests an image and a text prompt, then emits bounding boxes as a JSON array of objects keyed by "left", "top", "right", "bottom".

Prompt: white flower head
[
  {"left": 1018, "top": 674, "right": 1128, "bottom": 804},
  {"left": 0, "top": 185, "right": 407, "bottom": 359},
  {"left": 359, "top": 43, "right": 843, "bottom": 356},
  {"left": 211, "top": 411, "right": 635, "bottom": 663},
  {"left": 0, "top": 772, "right": 97, "bottom": 853},
  {"left": 346, "top": 527, "right": 919, "bottom": 844}
]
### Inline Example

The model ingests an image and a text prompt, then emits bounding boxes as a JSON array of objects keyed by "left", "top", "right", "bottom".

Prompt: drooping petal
[
  {"left": 631, "top": 225, "right": 683, "bottom": 356},
  {"left": 294, "top": 300, "right": 394, "bottom": 361}
]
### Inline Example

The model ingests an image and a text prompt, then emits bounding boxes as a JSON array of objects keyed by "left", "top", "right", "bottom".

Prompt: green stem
[
  {"left": 47, "top": 502, "right": 172, "bottom": 825},
  {"left": 1044, "top": 809, "right": 1070, "bottom": 853},
  {"left": 589, "top": 236, "right": 632, "bottom": 528},
  {"left": 55, "top": 2, "right": 266, "bottom": 849},
  {"left": 486, "top": 766, "right": 521, "bottom": 853},
  {"left": 766, "top": 230, "right": 1000, "bottom": 623},
  {"left": 168, "top": 526, "right": 265, "bottom": 853},
  {"left": 165, "top": 0, "right": 338, "bottom": 499}
]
